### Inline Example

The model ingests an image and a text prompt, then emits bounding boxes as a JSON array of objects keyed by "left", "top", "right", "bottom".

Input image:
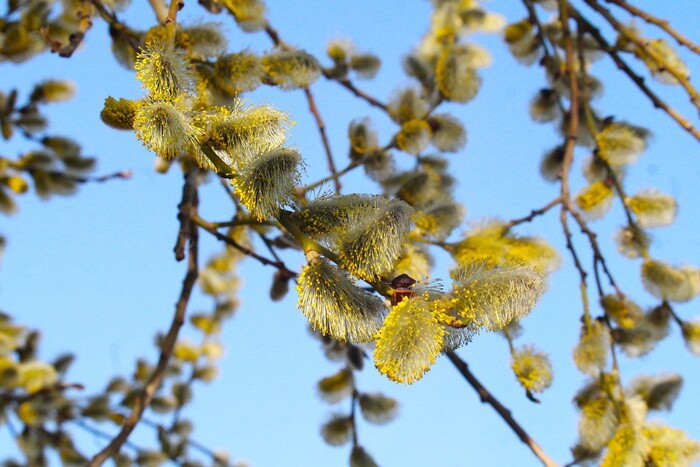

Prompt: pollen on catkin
[
  {"left": 182, "top": 23, "right": 228, "bottom": 60},
  {"left": 135, "top": 41, "right": 197, "bottom": 101},
  {"left": 599, "top": 424, "right": 649, "bottom": 467},
  {"left": 100, "top": 96, "right": 138, "bottom": 130},
  {"left": 643, "top": 424, "right": 700, "bottom": 467},
  {"left": 596, "top": 121, "right": 649, "bottom": 167},
  {"left": 207, "top": 102, "right": 291, "bottom": 162},
  {"left": 396, "top": 119, "right": 432, "bottom": 155},
  {"left": 412, "top": 200, "right": 465, "bottom": 241},
  {"left": 296, "top": 256, "right": 387, "bottom": 343},
  {"left": 373, "top": 296, "right": 446, "bottom": 385},
  {"left": 641, "top": 259, "right": 700, "bottom": 303},
  {"left": 575, "top": 181, "right": 614, "bottom": 221},
  {"left": 573, "top": 320, "right": 610, "bottom": 376},
  {"left": 222, "top": 0, "right": 266, "bottom": 32},
  {"left": 577, "top": 396, "right": 617, "bottom": 452},
  {"left": 626, "top": 189, "right": 677, "bottom": 228},
  {"left": 436, "top": 44, "right": 482, "bottom": 103},
  {"left": 681, "top": 319, "right": 700, "bottom": 355},
  {"left": 298, "top": 194, "right": 386, "bottom": 245},
  {"left": 339, "top": 199, "right": 413, "bottom": 282},
  {"left": 261, "top": 49, "right": 322, "bottom": 90},
  {"left": 133, "top": 98, "right": 204, "bottom": 163},
  {"left": 214, "top": 51, "right": 264, "bottom": 94},
  {"left": 387, "top": 87, "right": 429, "bottom": 124},
  {"left": 447, "top": 261, "right": 545, "bottom": 331},
  {"left": 35, "top": 80, "right": 76, "bottom": 102},
  {"left": 511, "top": 345, "right": 553, "bottom": 393},
  {"left": 233, "top": 146, "right": 300, "bottom": 220}
]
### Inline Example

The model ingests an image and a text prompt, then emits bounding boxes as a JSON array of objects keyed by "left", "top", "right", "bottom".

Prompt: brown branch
[
  {"left": 40, "top": 1, "right": 93, "bottom": 58},
  {"left": 602, "top": 0, "right": 700, "bottom": 55},
  {"left": 505, "top": 196, "right": 563, "bottom": 230},
  {"left": 174, "top": 170, "right": 199, "bottom": 261},
  {"left": 303, "top": 87, "right": 341, "bottom": 193},
  {"left": 261, "top": 24, "right": 343, "bottom": 192},
  {"left": 327, "top": 75, "right": 389, "bottom": 112},
  {"left": 558, "top": 0, "right": 579, "bottom": 201},
  {"left": 88, "top": 172, "right": 200, "bottom": 466},
  {"left": 521, "top": 0, "right": 567, "bottom": 115},
  {"left": 557, "top": 1, "right": 592, "bottom": 326},
  {"left": 192, "top": 214, "right": 298, "bottom": 278},
  {"left": 583, "top": 0, "right": 700, "bottom": 113},
  {"left": 446, "top": 351, "right": 560, "bottom": 467},
  {"left": 571, "top": 9, "right": 700, "bottom": 143},
  {"left": 301, "top": 159, "right": 361, "bottom": 193},
  {"left": 568, "top": 208, "right": 622, "bottom": 296}
]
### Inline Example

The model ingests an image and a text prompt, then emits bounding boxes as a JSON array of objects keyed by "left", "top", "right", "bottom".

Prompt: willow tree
[{"left": 1, "top": 0, "right": 699, "bottom": 465}]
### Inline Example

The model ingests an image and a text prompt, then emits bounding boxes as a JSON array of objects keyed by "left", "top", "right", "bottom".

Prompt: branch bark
[
  {"left": 446, "top": 351, "right": 560, "bottom": 467},
  {"left": 88, "top": 171, "right": 200, "bottom": 465}
]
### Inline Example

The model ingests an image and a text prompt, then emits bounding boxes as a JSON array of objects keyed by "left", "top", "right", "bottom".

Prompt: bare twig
[
  {"left": 446, "top": 351, "right": 560, "bottom": 467},
  {"left": 602, "top": 0, "right": 700, "bottom": 55},
  {"left": 301, "top": 160, "right": 361, "bottom": 193},
  {"left": 193, "top": 214, "right": 297, "bottom": 278},
  {"left": 303, "top": 87, "right": 341, "bottom": 193},
  {"left": 557, "top": 1, "right": 592, "bottom": 327},
  {"left": 261, "top": 24, "right": 342, "bottom": 192},
  {"left": 174, "top": 170, "right": 199, "bottom": 261},
  {"left": 40, "top": 1, "right": 93, "bottom": 58},
  {"left": 571, "top": 9, "right": 700, "bottom": 143},
  {"left": 505, "top": 196, "right": 563, "bottom": 230},
  {"left": 583, "top": 0, "right": 700, "bottom": 113},
  {"left": 88, "top": 172, "right": 200, "bottom": 466},
  {"left": 327, "top": 75, "right": 389, "bottom": 112},
  {"left": 521, "top": 0, "right": 567, "bottom": 116}
]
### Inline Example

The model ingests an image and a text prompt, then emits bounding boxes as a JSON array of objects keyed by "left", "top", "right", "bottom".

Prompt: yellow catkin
[
  {"left": 296, "top": 257, "right": 387, "bottom": 343},
  {"left": 374, "top": 296, "right": 446, "bottom": 384}
]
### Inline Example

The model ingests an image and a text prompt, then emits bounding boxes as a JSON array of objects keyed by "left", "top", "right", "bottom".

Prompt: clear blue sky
[{"left": 2, "top": 1, "right": 699, "bottom": 465}]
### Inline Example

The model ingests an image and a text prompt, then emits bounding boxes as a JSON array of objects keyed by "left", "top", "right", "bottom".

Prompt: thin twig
[
  {"left": 88, "top": 173, "right": 200, "bottom": 466},
  {"left": 303, "top": 87, "right": 341, "bottom": 193},
  {"left": 602, "top": 0, "right": 700, "bottom": 55},
  {"left": 174, "top": 170, "right": 199, "bottom": 261},
  {"left": 138, "top": 417, "right": 236, "bottom": 466},
  {"left": 571, "top": 9, "right": 700, "bottom": 143},
  {"left": 583, "top": 0, "right": 700, "bottom": 113},
  {"left": 193, "top": 214, "right": 297, "bottom": 278},
  {"left": 301, "top": 160, "right": 361, "bottom": 193},
  {"left": 505, "top": 196, "right": 563, "bottom": 230},
  {"left": 521, "top": 0, "right": 567, "bottom": 116},
  {"left": 261, "top": 23, "right": 342, "bottom": 192},
  {"left": 327, "top": 75, "right": 389, "bottom": 112},
  {"left": 446, "top": 351, "right": 560, "bottom": 467},
  {"left": 39, "top": 0, "right": 93, "bottom": 58},
  {"left": 558, "top": 1, "right": 592, "bottom": 327}
]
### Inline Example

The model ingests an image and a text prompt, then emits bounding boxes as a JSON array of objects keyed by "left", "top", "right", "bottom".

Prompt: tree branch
[
  {"left": 602, "top": 0, "right": 700, "bottom": 55},
  {"left": 571, "top": 9, "right": 700, "bottom": 143},
  {"left": 88, "top": 172, "right": 200, "bottom": 466},
  {"left": 583, "top": 0, "right": 700, "bottom": 113},
  {"left": 192, "top": 214, "right": 297, "bottom": 278},
  {"left": 446, "top": 351, "right": 560, "bottom": 467},
  {"left": 303, "top": 87, "right": 341, "bottom": 193}
]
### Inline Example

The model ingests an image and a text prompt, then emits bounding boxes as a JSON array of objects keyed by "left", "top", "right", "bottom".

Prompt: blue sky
[{"left": 2, "top": 1, "right": 700, "bottom": 465}]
